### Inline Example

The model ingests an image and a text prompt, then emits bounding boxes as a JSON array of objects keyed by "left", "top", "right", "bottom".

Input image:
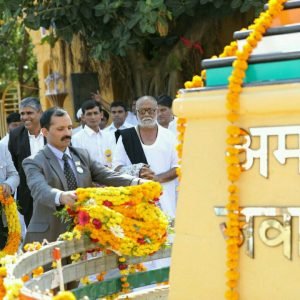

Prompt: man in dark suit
[
  {"left": 8, "top": 97, "right": 44, "bottom": 227},
  {"left": 22, "top": 107, "right": 144, "bottom": 243}
]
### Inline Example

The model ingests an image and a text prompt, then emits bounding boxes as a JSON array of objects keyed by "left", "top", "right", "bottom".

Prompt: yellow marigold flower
[
  {"left": 192, "top": 75, "right": 203, "bottom": 87},
  {"left": 118, "top": 257, "right": 126, "bottom": 263},
  {"left": 226, "top": 125, "right": 241, "bottom": 136},
  {"left": 53, "top": 291, "right": 76, "bottom": 300},
  {"left": 184, "top": 81, "right": 193, "bottom": 89},
  {"left": 71, "top": 253, "right": 81, "bottom": 262},
  {"left": 21, "top": 275, "right": 30, "bottom": 282},
  {"left": 225, "top": 289, "right": 239, "bottom": 300},
  {"left": 0, "top": 267, "right": 6, "bottom": 277},
  {"left": 80, "top": 276, "right": 90, "bottom": 285},
  {"left": 32, "top": 266, "right": 44, "bottom": 277}
]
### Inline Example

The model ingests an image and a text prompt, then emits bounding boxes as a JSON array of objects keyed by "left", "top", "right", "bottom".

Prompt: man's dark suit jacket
[
  {"left": 22, "top": 145, "right": 137, "bottom": 243},
  {"left": 8, "top": 125, "right": 45, "bottom": 224}
]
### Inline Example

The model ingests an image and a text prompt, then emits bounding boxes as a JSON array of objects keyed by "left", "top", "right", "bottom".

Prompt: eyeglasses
[{"left": 137, "top": 108, "right": 157, "bottom": 115}]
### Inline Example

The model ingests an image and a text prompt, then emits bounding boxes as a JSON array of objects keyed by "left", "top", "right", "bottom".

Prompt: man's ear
[{"left": 41, "top": 128, "right": 48, "bottom": 137}]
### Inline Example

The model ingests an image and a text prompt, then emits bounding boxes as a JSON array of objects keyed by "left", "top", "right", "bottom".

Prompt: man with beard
[
  {"left": 22, "top": 107, "right": 146, "bottom": 243},
  {"left": 113, "top": 96, "right": 178, "bottom": 219},
  {"left": 8, "top": 97, "right": 45, "bottom": 227}
]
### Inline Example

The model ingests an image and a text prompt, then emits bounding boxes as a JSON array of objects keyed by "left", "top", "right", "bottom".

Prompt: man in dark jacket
[{"left": 8, "top": 97, "right": 45, "bottom": 227}]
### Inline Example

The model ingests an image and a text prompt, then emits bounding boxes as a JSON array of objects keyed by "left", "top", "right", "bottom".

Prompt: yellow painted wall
[
  {"left": 28, "top": 29, "right": 114, "bottom": 123},
  {"left": 169, "top": 82, "right": 300, "bottom": 299}
]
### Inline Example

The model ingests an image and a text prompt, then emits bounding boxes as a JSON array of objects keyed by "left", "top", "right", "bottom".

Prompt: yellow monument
[{"left": 169, "top": 0, "right": 300, "bottom": 299}]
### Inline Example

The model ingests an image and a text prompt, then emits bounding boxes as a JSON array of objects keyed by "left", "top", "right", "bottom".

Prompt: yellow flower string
[
  {"left": 118, "top": 256, "right": 130, "bottom": 294},
  {"left": 176, "top": 116, "right": 187, "bottom": 182},
  {"left": 224, "top": 1, "right": 286, "bottom": 299},
  {"left": 0, "top": 187, "right": 21, "bottom": 259},
  {"left": 180, "top": 1, "right": 287, "bottom": 299}
]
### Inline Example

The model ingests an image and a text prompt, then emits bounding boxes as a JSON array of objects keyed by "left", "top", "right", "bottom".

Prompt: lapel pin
[{"left": 77, "top": 166, "right": 84, "bottom": 174}]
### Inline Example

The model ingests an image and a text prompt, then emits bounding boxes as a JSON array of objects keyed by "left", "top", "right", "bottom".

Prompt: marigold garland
[
  {"left": 0, "top": 187, "right": 22, "bottom": 259},
  {"left": 224, "top": 1, "right": 286, "bottom": 299},
  {"left": 180, "top": 1, "right": 287, "bottom": 299},
  {"left": 118, "top": 256, "right": 130, "bottom": 294},
  {"left": 60, "top": 182, "right": 168, "bottom": 257},
  {"left": 176, "top": 117, "right": 187, "bottom": 182}
]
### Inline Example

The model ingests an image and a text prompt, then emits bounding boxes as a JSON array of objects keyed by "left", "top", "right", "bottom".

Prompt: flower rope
[
  {"left": 180, "top": 0, "right": 287, "bottom": 299},
  {"left": 0, "top": 187, "right": 21, "bottom": 259},
  {"left": 224, "top": 1, "right": 286, "bottom": 299}
]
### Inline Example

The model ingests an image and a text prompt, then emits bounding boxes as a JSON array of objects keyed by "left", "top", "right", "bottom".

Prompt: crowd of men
[{"left": 0, "top": 94, "right": 179, "bottom": 249}]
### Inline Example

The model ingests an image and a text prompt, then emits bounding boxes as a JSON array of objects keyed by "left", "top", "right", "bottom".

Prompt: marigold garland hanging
[
  {"left": 180, "top": 0, "right": 287, "bottom": 299},
  {"left": 224, "top": 1, "right": 286, "bottom": 299},
  {"left": 0, "top": 187, "right": 22, "bottom": 259}
]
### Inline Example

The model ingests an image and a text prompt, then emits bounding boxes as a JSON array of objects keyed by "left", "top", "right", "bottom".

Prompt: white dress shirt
[
  {"left": 28, "top": 131, "right": 44, "bottom": 155},
  {"left": 168, "top": 116, "right": 178, "bottom": 136},
  {"left": 103, "top": 121, "right": 133, "bottom": 134},
  {"left": 126, "top": 111, "right": 138, "bottom": 126},
  {"left": 0, "top": 133, "right": 9, "bottom": 146},
  {"left": 72, "top": 125, "right": 114, "bottom": 167}
]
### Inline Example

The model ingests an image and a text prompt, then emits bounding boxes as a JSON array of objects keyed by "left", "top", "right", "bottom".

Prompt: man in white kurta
[{"left": 113, "top": 96, "right": 178, "bottom": 219}]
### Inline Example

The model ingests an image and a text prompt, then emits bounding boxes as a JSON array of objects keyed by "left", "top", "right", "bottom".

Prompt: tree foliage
[
  {"left": 0, "top": 0, "right": 264, "bottom": 98},
  {"left": 1, "top": 0, "right": 264, "bottom": 60},
  {"left": 0, "top": 19, "right": 38, "bottom": 97}
]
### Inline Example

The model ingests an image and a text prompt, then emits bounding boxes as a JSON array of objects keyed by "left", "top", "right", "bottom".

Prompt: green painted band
[
  {"left": 73, "top": 267, "right": 170, "bottom": 299},
  {"left": 206, "top": 59, "right": 300, "bottom": 87}
]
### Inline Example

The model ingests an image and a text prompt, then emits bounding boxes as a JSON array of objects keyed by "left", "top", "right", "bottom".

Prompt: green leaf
[
  {"left": 80, "top": 6, "right": 92, "bottom": 19},
  {"left": 24, "top": 16, "right": 41, "bottom": 30},
  {"left": 231, "top": 0, "right": 242, "bottom": 9},
  {"left": 240, "top": 1, "right": 252, "bottom": 12},
  {"left": 56, "top": 26, "right": 73, "bottom": 43},
  {"left": 103, "top": 13, "right": 111, "bottom": 24},
  {"left": 214, "top": 0, "right": 224, "bottom": 8},
  {"left": 127, "top": 14, "right": 142, "bottom": 29}
]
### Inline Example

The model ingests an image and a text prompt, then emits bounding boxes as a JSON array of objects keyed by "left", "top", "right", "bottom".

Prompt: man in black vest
[{"left": 8, "top": 97, "right": 45, "bottom": 227}]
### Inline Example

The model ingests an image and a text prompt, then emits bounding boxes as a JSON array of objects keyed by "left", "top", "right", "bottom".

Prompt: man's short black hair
[
  {"left": 40, "top": 107, "right": 68, "bottom": 130},
  {"left": 81, "top": 100, "right": 102, "bottom": 114},
  {"left": 157, "top": 95, "right": 173, "bottom": 108},
  {"left": 6, "top": 112, "right": 20, "bottom": 124},
  {"left": 110, "top": 101, "right": 127, "bottom": 112}
]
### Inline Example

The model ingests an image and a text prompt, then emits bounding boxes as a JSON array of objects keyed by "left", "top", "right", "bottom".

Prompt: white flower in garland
[
  {"left": 85, "top": 198, "right": 96, "bottom": 206},
  {"left": 110, "top": 225, "right": 125, "bottom": 239}
]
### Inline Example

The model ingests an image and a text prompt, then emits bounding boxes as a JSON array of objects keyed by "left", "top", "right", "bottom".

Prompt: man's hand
[
  {"left": 59, "top": 191, "right": 77, "bottom": 207},
  {"left": 91, "top": 90, "right": 106, "bottom": 103},
  {"left": 0, "top": 183, "right": 12, "bottom": 198},
  {"left": 139, "top": 166, "right": 155, "bottom": 180}
]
